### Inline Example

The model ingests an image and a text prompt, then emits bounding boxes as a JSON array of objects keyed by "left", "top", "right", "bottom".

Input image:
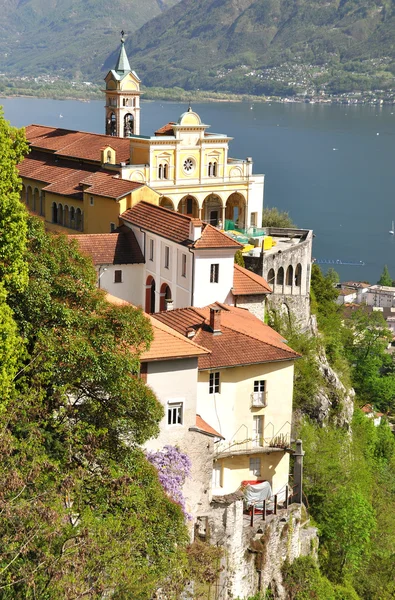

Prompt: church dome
[{"left": 177, "top": 107, "right": 201, "bottom": 126}]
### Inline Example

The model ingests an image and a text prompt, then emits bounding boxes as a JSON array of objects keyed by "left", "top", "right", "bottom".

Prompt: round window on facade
[{"left": 183, "top": 157, "right": 196, "bottom": 175}]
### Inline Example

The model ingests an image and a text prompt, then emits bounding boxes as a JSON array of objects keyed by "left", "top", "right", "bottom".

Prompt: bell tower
[{"left": 104, "top": 33, "right": 141, "bottom": 137}]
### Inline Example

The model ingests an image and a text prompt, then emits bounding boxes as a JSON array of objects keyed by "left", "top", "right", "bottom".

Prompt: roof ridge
[
  {"left": 27, "top": 124, "right": 128, "bottom": 142},
  {"left": 149, "top": 314, "right": 210, "bottom": 354},
  {"left": 139, "top": 201, "right": 193, "bottom": 223}
]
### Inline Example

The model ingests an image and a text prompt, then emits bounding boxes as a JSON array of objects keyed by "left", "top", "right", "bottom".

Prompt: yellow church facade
[{"left": 19, "top": 38, "right": 265, "bottom": 235}]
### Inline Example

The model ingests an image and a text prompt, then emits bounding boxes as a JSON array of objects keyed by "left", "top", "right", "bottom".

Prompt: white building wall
[
  {"left": 193, "top": 249, "right": 235, "bottom": 307},
  {"left": 144, "top": 357, "right": 213, "bottom": 518},
  {"left": 97, "top": 263, "right": 145, "bottom": 306}
]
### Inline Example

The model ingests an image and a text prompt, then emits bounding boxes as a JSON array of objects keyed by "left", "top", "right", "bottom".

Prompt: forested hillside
[
  {"left": 0, "top": 0, "right": 180, "bottom": 80},
  {"left": 125, "top": 0, "right": 395, "bottom": 95}
]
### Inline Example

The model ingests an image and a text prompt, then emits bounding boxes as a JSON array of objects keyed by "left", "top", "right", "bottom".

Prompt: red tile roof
[
  {"left": 194, "top": 415, "right": 224, "bottom": 439},
  {"left": 154, "top": 303, "right": 300, "bottom": 369},
  {"left": 155, "top": 122, "right": 176, "bottom": 136},
  {"left": 233, "top": 264, "right": 272, "bottom": 295},
  {"left": 120, "top": 202, "right": 242, "bottom": 249},
  {"left": 18, "top": 152, "right": 143, "bottom": 200},
  {"left": 105, "top": 294, "right": 209, "bottom": 362},
  {"left": 25, "top": 124, "right": 131, "bottom": 163},
  {"left": 68, "top": 230, "right": 144, "bottom": 265}
]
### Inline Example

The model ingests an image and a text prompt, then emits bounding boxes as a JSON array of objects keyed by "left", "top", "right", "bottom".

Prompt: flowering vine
[{"left": 147, "top": 445, "right": 192, "bottom": 519}]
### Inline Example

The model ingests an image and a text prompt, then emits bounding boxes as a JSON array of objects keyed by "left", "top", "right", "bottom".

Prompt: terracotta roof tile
[
  {"left": 155, "top": 122, "right": 176, "bottom": 136},
  {"left": 25, "top": 124, "right": 131, "bottom": 163},
  {"left": 233, "top": 264, "right": 272, "bottom": 295},
  {"left": 105, "top": 294, "right": 209, "bottom": 362},
  {"left": 194, "top": 415, "right": 224, "bottom": 439},
  {"left": 120, "top": 202, "right": 241, "bottom": 249},
  {"left": 68, "top": 231, "right": 144, "bottom": 265},
  {"left": 18, "top": 153, "right": 142, "bottom": 200},
  {"left": 154, "top": 304, "right": 300, "bottom": 369}
]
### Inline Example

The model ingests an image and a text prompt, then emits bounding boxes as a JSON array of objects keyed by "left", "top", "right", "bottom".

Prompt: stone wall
[
  {"left": 206, "top": 496, "right": 318, "bottom": 599},
  {"left": 245, "top": 229, "right": 313, "bottom": 329}
]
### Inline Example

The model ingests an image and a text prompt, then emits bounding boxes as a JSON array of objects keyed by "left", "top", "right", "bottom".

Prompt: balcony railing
[
  {"left": 251, "top": 391, "right": 267, "bottom": 408},
  {"left": 214, "top": 422, "right": 291, "bottom": 458}
]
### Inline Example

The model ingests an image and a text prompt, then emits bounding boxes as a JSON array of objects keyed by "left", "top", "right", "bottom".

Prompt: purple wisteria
[{"left": 147, "top": 445, "right": 192, "bottom": 519}]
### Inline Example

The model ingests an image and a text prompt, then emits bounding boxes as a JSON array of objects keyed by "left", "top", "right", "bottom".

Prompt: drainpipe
[{"left": 189, "top": 247, "right": 195, "bottom": 306}]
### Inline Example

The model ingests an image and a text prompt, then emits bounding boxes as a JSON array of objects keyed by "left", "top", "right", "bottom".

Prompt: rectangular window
[
  {"left": 164, "top": 246, "right": 170, "bottom": 269},
  {"left": 209, "top": 371, "right": 220, "bottom": 394},
  {"left": 186, "top": 197, "right": 193, "bottom": 215},
  {"left": 210, "top": 263, "right": 219, "bottom": 283},
  {"left": 250, "top": 212, "right": 257, "bottom": 227},
  {"left": 254, "top": 380, "right": 265, "bottom": 393},
  {"left": 249, "top": 457, "right": 261, "bottom": 477},
  {"left": 149, "top": 239, "right": 154, "bottom": 261},
  {"left": 110, "top": 222, "right": 116, "bottom": 232},
  {"left": 212, "top": 463, "right": 222, "bottom": 488},
  {"left": 181, "top": 254, "right": 187, "bottom": 277},
  {"left": 167, "top": 402, "right": 183, "bottom": 426},
  {"left": 253, "top": 416, "right": 264, "bottom": 447},
  {"left": 114, "top": 269, "right": 122, "bottom": 283},
  {"left": 90, "top": 196, "right": 94, "bottom": 206}
]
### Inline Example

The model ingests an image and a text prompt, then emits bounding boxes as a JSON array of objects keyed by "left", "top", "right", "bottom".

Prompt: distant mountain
[
  {"left": 124, "top": 0, "right": 395, "bottom": 94},
  {"left": 0, "top": 0, "right": 180, "bottom": 80}
]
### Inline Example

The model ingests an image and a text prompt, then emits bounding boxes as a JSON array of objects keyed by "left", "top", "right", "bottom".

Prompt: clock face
[{"left": 183, "top": 157, "right": 195, "bottom": 175}]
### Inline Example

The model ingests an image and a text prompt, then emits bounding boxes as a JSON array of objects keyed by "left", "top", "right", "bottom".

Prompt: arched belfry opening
[{"left": 104, "top": 33, "right": 141, "bottom": 137}]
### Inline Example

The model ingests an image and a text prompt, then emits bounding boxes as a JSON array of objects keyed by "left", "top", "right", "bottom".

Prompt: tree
[
  {"left": 377, "top": 265, "right": 392, "bottom": 286},
  {"left": 0, "top": 107, "right": 29, "bottom": 293},
  {"left": 234, "top": 249, "right": 245, "bottom": 267},
  {"left": 262, "top": 206, "right": 295, "bottom": 228},
  {"left": 0, "top": 217, "right": 190, "bottom": 597}
]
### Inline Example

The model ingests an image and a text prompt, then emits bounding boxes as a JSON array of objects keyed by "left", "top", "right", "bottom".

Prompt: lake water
[{"left": 2, "top": 96, "right": 395, "bottom": 284}]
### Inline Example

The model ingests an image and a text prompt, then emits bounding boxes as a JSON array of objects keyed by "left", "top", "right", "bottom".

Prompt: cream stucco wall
[
  {"left": 97, "top": 263, "right": 144, "bottom": 306},
  {"left": 193, "top": 250, "right": 236, "bottom": 307},
  {"left": 197, "top": 360, "right": 294, "bottom": 495}
]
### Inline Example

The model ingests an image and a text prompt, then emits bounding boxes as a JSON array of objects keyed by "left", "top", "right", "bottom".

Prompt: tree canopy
[{"left": 377, "top": 264, "right": 392, "bottom": 286}]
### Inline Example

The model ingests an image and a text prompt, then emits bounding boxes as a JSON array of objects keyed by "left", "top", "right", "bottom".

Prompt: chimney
[
  {"left": 165, "top": 299, "right": 174, "bottom": 311},
  {"left": 209, "top": 306, "right": 222, "bottom": 335},
  {"left": 187, "top": 326, "right": 196, "bottom": 338},
  {"left": 189, "top": 219, "right": 202, "bottom": 242}
]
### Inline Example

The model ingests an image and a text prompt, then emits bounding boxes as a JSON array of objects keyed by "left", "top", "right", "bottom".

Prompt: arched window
[
  {"left": 39, "top": 191, "right": 44, "bottom": 216},
  {"left": 163, "top": 164, "right": 168, "bottom": 179},
  {"left": 208, "top": 162, "right": 213, "bottom": 177},
  {"left": 145, "top": 276, "right": 156, "bottom": 314},
  {"left": 158, "top": 164, "right": 163, "bottom": 179},
  {"left": 267, "top": 268, "right": 275, "bottom": 286},
  {"left": 33, "top": 188, "right": 39, "bottom": 212},
  {"left": 213, "top": 161, "right": 217, "bottom": 177},
  {"left": 52, "top": 202, "right": 58, "bottom": 224},
  {"left": 70, "top": 206, "right": 75, "bottom": 229},
  {"left": 160, "top": 283, "right": 172, "bottom": 311},
  {"left": 295, "top": 264, "right": 302, "bottom": 287},
  {"left": 124, "top": 114, "right": 134, "bottom": 137},
  {"left": 57, "top": 204, "right": 64, "bottom": 226},
  {"left": 64, "top": 205, "right": 69, "bottom": 228},
  {"left": 75, "top": 208, "right": 82, "bottom": 232},
  {"left": 286, "top": 265, "right": 293, "bottom": 286},
  {"left": 107, "top": 112, "right": 116, "bottom": 136},
  {"left": 107, "top": 150, "right": 112, "bottom": 163},
  {"left": 276, "top": 267, "right": 284, "bottom": 286}
]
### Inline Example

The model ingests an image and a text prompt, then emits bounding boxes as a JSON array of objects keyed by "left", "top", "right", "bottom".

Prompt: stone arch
[
  {"left": 160, "top": 197, "right": 175, "bottom": 211},
  {"left": 33, "top": 188, "right": 40, "bottom": 212},
  {"left": 145, "top": 276, "right": 156, "bottom": 314},
  {"left": 39, "top": 191, "right": 44, "bottom": 216},
  {"left": 267, "top": 268, "right": 275, "bottom": 287},
  {"left": 286, "top": 265, "right": 293, "bottom": 287},
  {"left": 178, "top": 195, "right": 199, "bottom": 218},
  {"left": 107, "top": 112, "right": 117, "bottom": 136},
  {"left": 159, "top": 283, "right": 172, "bottom": 312},
  {"left": 75, "top": 208, "right": 83, "bottom": 232},
  {"left": 26, "top": 186, "right": 33, "bottom": 207},
  {"left": 64, "top": 205, "right": 69, "bottom": 228},
  {"left": 276, "top": 267, "right": 284, "bottom": 287},
  {"left": 124, "top": 113, "right": 134, "bottom": 137},
  {"left": 202, "top": 194, "right": 223, "bottom": 227},
  {"left": 52, "top": 202, "right": 58, "bottom": 224},
  {"left": 130, "top": 170, "right": 145, "bottom": 183},
  {"left": 70, "top": 206, "right": 75, "bottom": 229},
  {"left": 295, "top": 264, "right": 302, "bottom": 288},
  {"left": 225, "top": 192, "right": 246, "bottom": 230},
  {"left": 57, "top": 203, "right": 64, "bottom": 226},
  {"left": 21, "top": 184, "right": 26, "bottom": 204}
]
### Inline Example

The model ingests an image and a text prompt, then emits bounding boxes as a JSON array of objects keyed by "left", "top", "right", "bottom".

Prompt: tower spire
[{"left": 115, "top": 31, "right": 131, "bottom": 74}]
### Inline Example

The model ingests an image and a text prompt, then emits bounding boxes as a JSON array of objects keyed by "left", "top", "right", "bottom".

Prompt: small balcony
[
  {"left": 250, "top": 391, "right": 267, "bottom": 408},
  {"left": 214, "top": 422, "right": 291, "bottom": 459}
]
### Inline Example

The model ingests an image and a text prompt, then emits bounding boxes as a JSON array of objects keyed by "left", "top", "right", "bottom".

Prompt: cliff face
[{"left": 309, "top": 315, "right": 354, "bottom": 428}]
